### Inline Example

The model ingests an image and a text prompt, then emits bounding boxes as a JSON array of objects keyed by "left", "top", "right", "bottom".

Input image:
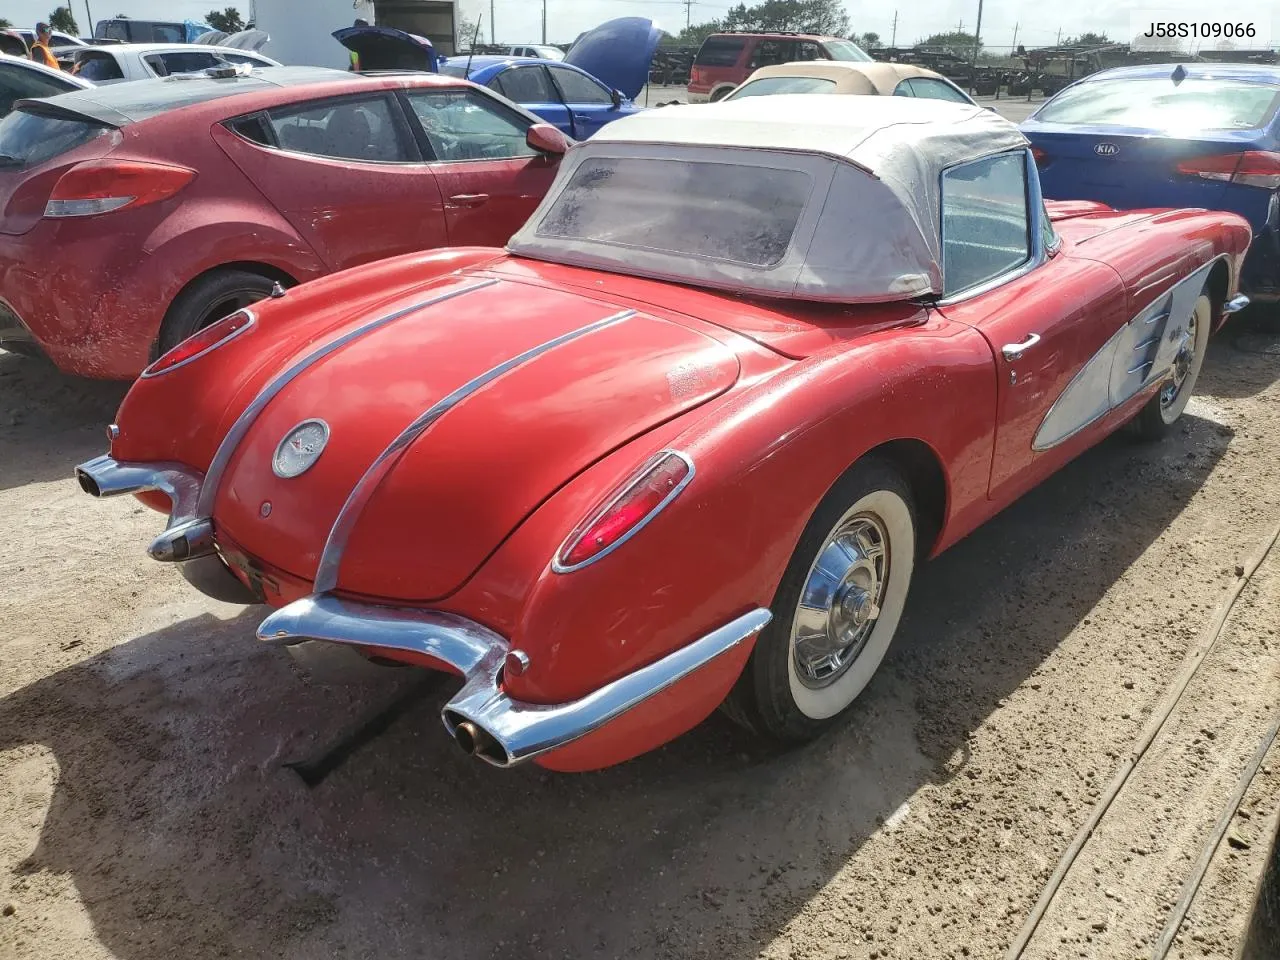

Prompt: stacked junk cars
[{"left": 0, "top": 4, "right": 1268, "bottom": 774}]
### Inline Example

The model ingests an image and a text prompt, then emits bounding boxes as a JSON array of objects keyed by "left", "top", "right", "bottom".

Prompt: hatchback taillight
[
  {"left": 141, "top": 309, "right": 254, "bottom": 378},
  {"left": 554, "top": 451, "right": 694, "bottom": 571},
  {"left": 45, "top": 159, "right": 196, "bottom": 218},
  {"left": 1177, "top": 151, "right": 1280, "bottom": 189}
]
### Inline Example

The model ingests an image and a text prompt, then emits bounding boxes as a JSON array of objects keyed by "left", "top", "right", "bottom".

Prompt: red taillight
[
  {"left": 45, "top": 159, "right": 196, "bottom": 218},
  {"left": 690, "top": 65, "right": 703, "bottom": 85},
  {"left": 1177, "top": 151, "right": 1280, "bottom": 189},
  {"left": 141, "top": 309, "right": 254, "bottom": 377},
  {"left": 554, "top": 451, "right": 693, "bottom": 571},
  {"left": 1030, "top": 146, "right": 1049, "bottom": 166}
]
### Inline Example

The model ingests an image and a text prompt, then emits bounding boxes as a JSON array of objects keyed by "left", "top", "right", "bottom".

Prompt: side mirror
[
  {"left": 526, "top": 123, "right": 570, "bottom": 156},
  {"left": 610, "top": 88, "right": 623, "bottom": 109}
]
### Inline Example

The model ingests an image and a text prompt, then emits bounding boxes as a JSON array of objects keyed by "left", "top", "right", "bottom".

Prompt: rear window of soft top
[{"left": 695, "top": 36, "right": 746, "bottom": 66}]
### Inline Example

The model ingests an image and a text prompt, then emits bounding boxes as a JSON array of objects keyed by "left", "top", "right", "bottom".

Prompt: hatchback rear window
[
  {"left": 75, "top": 51, "right": 124, "bottom": 82},
  {"left": 536, "top": 156, "right": 811, "bottom": 266},
  {"left": 1036, "top": 78, "right": 1280, "bottom": 131},
  {"left": 0, "top": 107, "right": 112, "bottom": 168},
  {"left": 727, "top": 76, "right": 836, "bottom": 99},
  {"left": 695, "top": 37, "right": 746, "bottom": 67}
]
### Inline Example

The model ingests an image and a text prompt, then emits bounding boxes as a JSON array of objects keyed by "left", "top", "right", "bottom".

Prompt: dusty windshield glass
[
  {"left": 727, "top": 76, "right": 836, "bottom": 99},
  {"left": 823, "top": 40, "right": 872, "bottom": 62},
  {"left": 536, "top": 157, "right": 811, "bottom": 266},
  {"left": 1036, "top": 78, "right": 1280, "bottom": 131}
]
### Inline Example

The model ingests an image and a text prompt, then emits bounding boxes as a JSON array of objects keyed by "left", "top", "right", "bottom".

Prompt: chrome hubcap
[
  {"left": 1160, "top": 310, "right": 1199, "bottom": 409},
  {"left": 791, "top": 514, "right": 889, "bottom": 689}
]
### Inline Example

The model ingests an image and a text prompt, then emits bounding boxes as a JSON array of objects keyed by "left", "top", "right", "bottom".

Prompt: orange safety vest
[{"left": 31, "top": 41, "right": 60, "bottom": 70}]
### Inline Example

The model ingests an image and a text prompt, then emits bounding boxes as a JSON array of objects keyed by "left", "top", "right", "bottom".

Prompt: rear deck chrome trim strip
[
  {"left": 311, "top": 307, "right": 637, "bottom": 594},
  {"left": 196, "top": 278, "right": 499, "bottom": 518}
]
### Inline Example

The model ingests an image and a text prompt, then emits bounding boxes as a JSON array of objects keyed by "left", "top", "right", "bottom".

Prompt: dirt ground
[{"left": 1, "top": 303, "right": 1279, "bottom": 960}]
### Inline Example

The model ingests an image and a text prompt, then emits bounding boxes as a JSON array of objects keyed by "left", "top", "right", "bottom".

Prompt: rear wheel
[
  {"left": 158, "top": 268, "right": 280, "bottom": 355},
  {"left": 721, "top": 457, "right": 917, "bottom": 741},
  {"left": 1135, "top": 290, "right": 1212, "bottom": 439}
]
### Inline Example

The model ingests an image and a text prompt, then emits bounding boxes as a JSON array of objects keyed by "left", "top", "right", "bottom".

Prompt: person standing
[
  {"left": 30, "top": 22, "right": 60, "bottom": 69},
  {"left": 348, "top": 18, "right": 368, "bottom": 71}
]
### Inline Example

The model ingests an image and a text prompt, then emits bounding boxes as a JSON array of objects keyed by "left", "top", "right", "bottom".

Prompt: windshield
[
  {"left": 536, "top": 156, "right": 811, "bottom": 267},
  {"left": 1036, "top": 78, "right": 1280, "bottom": 131},
  {"left": 0, "top": 108, "right": 112, "bottom": 168},
  {"left": 822, "top": 39, "right": 873, "bottom": 62},
  {"left": 727, "top": 76, "right": 836, "bottom": 100}
]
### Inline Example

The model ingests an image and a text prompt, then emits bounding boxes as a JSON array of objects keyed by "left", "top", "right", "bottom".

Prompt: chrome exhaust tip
[
  {"left": 445, "top": 713, "right": 513, "bottom": 767},
  {"left": 75, "top": 467, "right": 102, "bottom": 498},
  {"left": 148, "top": 518, "right": 215, "bottom": 562}
]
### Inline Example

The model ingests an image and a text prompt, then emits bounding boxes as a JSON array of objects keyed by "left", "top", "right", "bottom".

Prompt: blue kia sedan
[
  {"left": 440, "top": 17, "right": 659, "bottom": 139},
  {"left": 1022, "top": 63, "right": 1280, "bottom": 302}
]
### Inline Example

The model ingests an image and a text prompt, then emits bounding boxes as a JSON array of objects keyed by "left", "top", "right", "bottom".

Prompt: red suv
[{"left": 687, "top": 32, "right": 872, "bottom": 103}]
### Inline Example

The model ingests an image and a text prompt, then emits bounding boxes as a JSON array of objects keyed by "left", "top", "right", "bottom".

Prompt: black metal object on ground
[{"left": 284, "top": 673, "right": 442, "bottom": 787}]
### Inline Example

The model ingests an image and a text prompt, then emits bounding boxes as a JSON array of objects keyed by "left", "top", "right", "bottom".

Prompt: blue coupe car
[
  {"left": 440, "top": 17, "right": 659, "bottom": 139},
  {"left": 1022, "top": 63, "right": 1280, "bottom": 302}
]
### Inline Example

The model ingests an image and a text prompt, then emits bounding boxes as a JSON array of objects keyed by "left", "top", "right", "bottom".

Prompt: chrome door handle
[
  {"left": 1001, "top": 333, "right": 1041, "bottom": 361},
  {"left": 449, "top": 193, "right": 490, "bottom": 208}
]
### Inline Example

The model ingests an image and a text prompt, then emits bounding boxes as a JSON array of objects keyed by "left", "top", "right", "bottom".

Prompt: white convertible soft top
[{"left": 507, "top": 95, "right": 1029, "bottom": 302}]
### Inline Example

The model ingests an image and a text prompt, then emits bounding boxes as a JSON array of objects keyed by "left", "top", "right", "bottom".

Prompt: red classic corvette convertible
[{"left": 77, "top": 96, "right": 1251, "bottom": 772}]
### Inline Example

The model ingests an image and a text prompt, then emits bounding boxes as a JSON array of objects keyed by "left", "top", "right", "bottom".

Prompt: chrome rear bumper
[
  {"left": 259, "top": 595, "right": 772, "bottom": 768},
  {"left": 75, "top": 454, "right": 259, "bottom": 603},
  {"left": 77, "top": 454, "right": 774, "bottom": 767},
  {"left": 1225, "top": 294, "right": 1250, "bottom": 314}
]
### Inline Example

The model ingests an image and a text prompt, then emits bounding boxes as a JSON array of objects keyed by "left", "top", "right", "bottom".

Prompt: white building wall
[{"left": 252, "top": 0, "right": 376, "bottom": 69}]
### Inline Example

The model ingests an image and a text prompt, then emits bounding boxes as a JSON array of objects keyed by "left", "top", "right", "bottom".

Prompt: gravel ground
[{"left": 0, "top": 313, "right": 1277, "bottom": 958}]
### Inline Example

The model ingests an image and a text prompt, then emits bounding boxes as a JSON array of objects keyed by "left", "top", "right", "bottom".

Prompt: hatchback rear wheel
[{"left": 158, "top": 268, "right": 280, "bottom": 355}]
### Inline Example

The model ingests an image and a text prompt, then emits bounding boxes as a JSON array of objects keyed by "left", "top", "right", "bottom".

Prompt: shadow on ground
[
  {"left": 1204, "top": 305, "right": 1280, "bottom": 400},
  {"left": 0, "top": 351, "right": 126, "bottom": 492},
  {"left": 0, "top": 404, "right": 1241, "bottom": 959}
]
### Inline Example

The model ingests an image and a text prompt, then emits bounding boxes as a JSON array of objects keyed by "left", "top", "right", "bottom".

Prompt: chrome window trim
[
  {"left": 551, "top": 449, "right": 696, "bottom": 574},
  {"left": 311, "top": 307, "right": 638, "bottom": 594},
  {"left": 936, "top": 147, "right": 1045, "bottom": 307},
  {"left": 141, "top": 308, "right": 256, "bottom": 378},
  {"left": 196, "top": 278, "right": 498, "bottom": 518}
]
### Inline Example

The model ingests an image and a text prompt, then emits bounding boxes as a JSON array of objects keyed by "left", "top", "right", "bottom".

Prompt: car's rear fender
[
  {"left": 109, "top": 249, "right": 510, "bottom": 475},
  {"left": 428, "top": 314, "right": 994, "bottom": 769},
  {"left": 453, "top": 313, "right": 997, "bottom": 708}
]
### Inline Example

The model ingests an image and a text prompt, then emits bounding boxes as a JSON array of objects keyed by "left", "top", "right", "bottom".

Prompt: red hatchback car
[{"left": 0, "top": 66, "right": 569, "bottom": 379}]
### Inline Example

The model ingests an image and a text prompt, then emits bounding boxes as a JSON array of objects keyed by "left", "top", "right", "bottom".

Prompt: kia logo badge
[{"left": 1094, "top": 142, "right": 1119, "bottom": 157}]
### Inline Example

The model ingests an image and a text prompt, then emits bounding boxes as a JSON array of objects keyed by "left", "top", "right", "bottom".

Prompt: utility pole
[
  {"left": 1011, "top": 21, "right": 1018, "bottom": 51},
  {"left": 490, "top": 0, "right": 496, "bottom": 44},
  {"left": 684, "top": 0, "right": 694, "bottom": 30},
  {"left": 890, "top": 10, "right": 897, "bottom": 48},
  {"left": 84, "top": 0, "right": 94, "bottom": 33},
  {"left": 970, "top": 0, "right": 983, "bottom": 92},
  {"left": 542, "top": 0, "right": 547, "bottom": 44},
  {"left": 1056, "top": 26, "right": 1062, "bottom": 45}
]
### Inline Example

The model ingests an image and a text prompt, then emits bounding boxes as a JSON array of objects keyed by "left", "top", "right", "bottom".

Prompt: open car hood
[
  {"left": 194, "top": 29, "right": 268, "bottom": 50},
  {"left": 333, "top": 25, "right": 437, "bottom": 72},
  {"left": 564, "top": 16, "right": 659, "bottom": 100}
]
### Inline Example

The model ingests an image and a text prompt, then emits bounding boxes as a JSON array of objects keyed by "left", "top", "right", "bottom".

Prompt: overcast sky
[{"left": 5, "top": 0, "right": 1269, "bottom": 54}]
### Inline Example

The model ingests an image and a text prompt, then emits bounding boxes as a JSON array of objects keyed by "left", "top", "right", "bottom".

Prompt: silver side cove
[
  {"left": 259, "top": 596, "right": 773, "bottom": 767},
  {"left": 1034, "top": 258, "right": 1229, "bottom": 451}
]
